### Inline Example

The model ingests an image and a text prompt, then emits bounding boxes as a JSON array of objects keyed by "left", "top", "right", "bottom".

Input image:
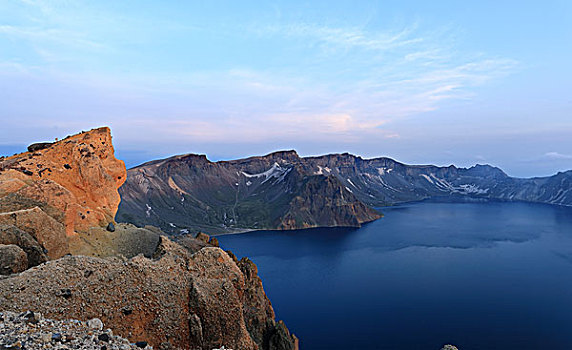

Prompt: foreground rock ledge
[
  {"left": 0, "top": 310, "right": 151, "bottom": 349},
  {"left": 0, "top": 236, "right": 298, "bottom": 350}
]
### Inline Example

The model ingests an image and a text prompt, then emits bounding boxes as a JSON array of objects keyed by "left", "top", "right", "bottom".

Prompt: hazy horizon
[
  {"left": 1, "top": 134, "right": 570, "bottom": 179},
  {"left": 1, "top": 1, "right": 571, "bottom": 177}
]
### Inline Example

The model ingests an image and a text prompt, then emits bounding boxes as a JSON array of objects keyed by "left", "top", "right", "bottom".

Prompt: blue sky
[{"left": 0, "top": 0, "right": 571, "bottom": 177}]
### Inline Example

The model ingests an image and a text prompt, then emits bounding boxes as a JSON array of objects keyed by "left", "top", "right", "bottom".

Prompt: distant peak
[
  {"left": 175, "top": 153, "right": 208, "bottom": 160},
  {"left": 470, "top": 164, "right": 501, "bottom": 171},
  {"left": 264, "top": 150, "right": 299, "bottom": 158},
  {"left": 466, "top": 163, "right": 507, "bottom": 177},
  {"left": 170, "top": 153, "right": 210, "bottom": 165}
]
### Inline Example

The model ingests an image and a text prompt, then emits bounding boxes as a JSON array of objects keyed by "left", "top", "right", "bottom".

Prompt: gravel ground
[{"left": 0, "top": 310, "right": 151, "bottom": 350}]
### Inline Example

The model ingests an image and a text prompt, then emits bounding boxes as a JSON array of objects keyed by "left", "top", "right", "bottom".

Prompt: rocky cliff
[
  {"left": 0, "top": 128, "right": 298, "bottom": 350},
  {"left": 0, "top": 127, "right": 127, "bottom": 262},
  {"left": 117, "top": 151, "right": 381, "bottom": 234},
  {"left": 0, "top": 127, "right": 125, "bottom": 236},
  {"left": 0, "top": 235, "right": 298, "bottom": 350},
  {"left": 117, "top": 151, "right": 572, "bottom": 234}
]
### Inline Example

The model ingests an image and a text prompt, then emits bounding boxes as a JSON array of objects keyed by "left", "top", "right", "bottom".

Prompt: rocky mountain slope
[
  {"left": 0, "top": 128, "right": 298, "bottom": 350},
  {"left": 297, "top": 154, "right": 572, "bottom": 207},
  {"left": 117, "top": 151, "right": 381, "bottom": 234},
  {"left": 118, "top": 151, "right": 571, "bottom": 234}
]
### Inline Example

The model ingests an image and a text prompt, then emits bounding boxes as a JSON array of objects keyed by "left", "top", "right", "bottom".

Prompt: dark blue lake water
[{"left": 217, "top": 201, "right": 572, "bottom": 350}]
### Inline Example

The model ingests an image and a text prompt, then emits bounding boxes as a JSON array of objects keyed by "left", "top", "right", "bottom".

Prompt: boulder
[
  {"left": 0, "top": 225, "right": 48, "bottom": 267},
  {"left": 0, "top": 207, "right": 68, "bottom": 259},
  {"left": 0, "top": 244, "right": 27, "bottom": 275},
  {"left": 441, "top": 345, "right": 459, "bottom": 350}
]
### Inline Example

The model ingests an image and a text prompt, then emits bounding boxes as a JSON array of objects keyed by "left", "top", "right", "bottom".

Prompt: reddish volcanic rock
[{"left": 0, "top": 127, "right": 126, "bottom": 237}]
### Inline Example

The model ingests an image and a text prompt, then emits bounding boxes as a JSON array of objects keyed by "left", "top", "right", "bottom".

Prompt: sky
[{"left": 0, "top": 0, "right": 571, "bottom": 177}]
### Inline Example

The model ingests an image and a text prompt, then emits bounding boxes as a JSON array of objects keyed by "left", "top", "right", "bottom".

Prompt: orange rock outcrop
[{"left": 0, "top": 127, "right": 126, "bottom": 236}]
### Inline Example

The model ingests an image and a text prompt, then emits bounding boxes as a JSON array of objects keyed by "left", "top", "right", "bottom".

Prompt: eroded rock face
[
  {"left": 238, "top": 257, "right": 276, "bottom": 346},
  {"left": 0, "top": 127, "right": 126, "bottom": 264},
  {"left": 0, "top": 244, "right": 27, "bottom": 275},
  {"left": 0, "top": 127, "right": 126, "bottom": 236},
  {"left": 0, "top": 236, "right": 298, "bottom": 350},
  {"left": 188, "top": 247, "right": 257, "bottom": 350}
]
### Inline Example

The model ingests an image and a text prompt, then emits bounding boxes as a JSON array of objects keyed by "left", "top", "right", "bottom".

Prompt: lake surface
[{"left": 217, "top": 201, "right": 572, "bottom": 350}]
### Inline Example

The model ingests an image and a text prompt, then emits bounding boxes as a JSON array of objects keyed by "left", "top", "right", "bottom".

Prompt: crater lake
[{"left": 217, "top": 201, "right": 572, "bottom": 350}]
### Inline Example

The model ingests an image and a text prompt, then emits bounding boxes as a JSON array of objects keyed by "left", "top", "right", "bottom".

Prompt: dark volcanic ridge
[
  {"left": 117, "top": 151, "right": 382, "bottom": 234},
  {"left": 117, "top": 150, "right": 572, "bottom": 234}
]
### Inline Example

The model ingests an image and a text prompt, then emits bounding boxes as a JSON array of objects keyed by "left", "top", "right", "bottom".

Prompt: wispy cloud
[
  {"left": 0, "top": 5, "right": 519, "bottom": 147},
  {"left": 0, "top": 24, "right": 105, "bottom": 51},
  {"left": 259, "top": 22, "right": 423, "bottom": 52},
  {"left": 544, "top": 152, "right": 572, "bottom": 160}
]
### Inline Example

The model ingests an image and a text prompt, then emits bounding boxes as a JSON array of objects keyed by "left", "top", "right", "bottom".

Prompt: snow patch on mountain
[
  {"left": 425, "top": 174, "right": 489, "bottom": 194},
  {"left": 363, "top": 172, "right": 399, "bottom": 192},
  {"left": 420, "top": 174, "right": 434, "bottom": 184},
  {"left": 242, "top": 162, "right": 292, "bottom": 184},
  {"left": 378, "top": 167, "right": 393, "bottom": 176},
  {"left": 456, "top": 184, "right": 489, "bottom": 194},
  {"left": 314, "top": 165, "right": 332, "bottom": 175}
]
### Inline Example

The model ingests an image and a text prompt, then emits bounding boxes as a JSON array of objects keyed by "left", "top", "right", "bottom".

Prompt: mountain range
[{"left": 117, "top": 150, "right": 572, "bottom": 234}]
